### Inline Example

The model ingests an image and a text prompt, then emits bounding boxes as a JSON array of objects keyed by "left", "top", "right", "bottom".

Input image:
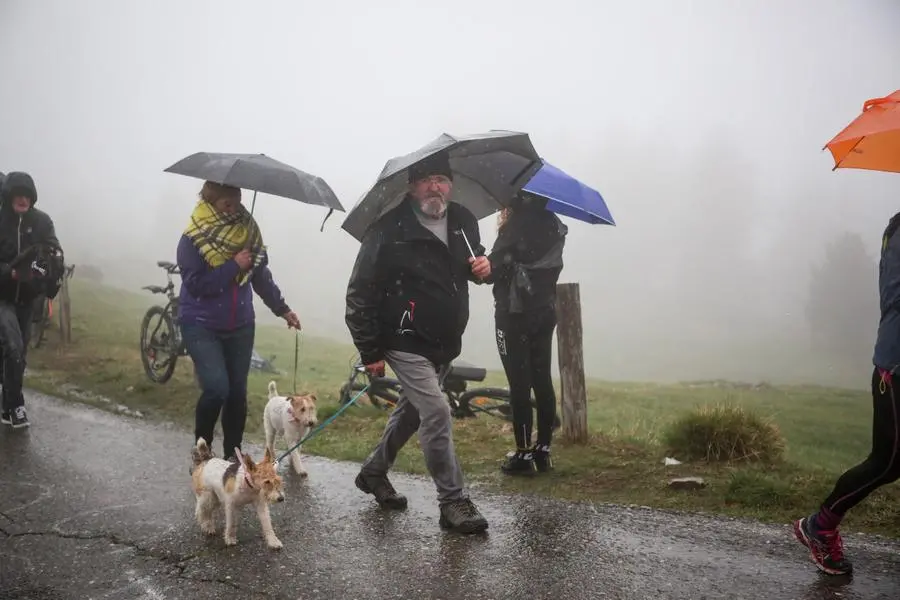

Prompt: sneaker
[
  {"left": 10, "top": 406, "right": 29, "bottom": 429},
  {"left": 532, "top": 444, "right": 553, "bottom": 472},
  {"left": 793, "top": 516, "right": 853, "bottom": 576},
  {"left": 1, "top": 411, "right": 10, "bottom": 425},
  {"left": 439, "top": 498, "right": 488, "bottom": 534},
  {"left": 500, "top": 450, "right": 537, "bottom": 475},
  {"left": 355, "top": 472, "right": 408, "bottom": 510}
]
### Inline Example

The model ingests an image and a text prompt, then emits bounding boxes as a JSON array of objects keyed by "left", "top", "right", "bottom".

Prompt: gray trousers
[{"left": 360, "top": 350, "right": 467, "bottom": 504}]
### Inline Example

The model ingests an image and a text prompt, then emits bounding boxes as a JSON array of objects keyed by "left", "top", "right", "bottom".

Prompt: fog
[{"left": 2, "top": 0, "right": 899, "bottom": 389}]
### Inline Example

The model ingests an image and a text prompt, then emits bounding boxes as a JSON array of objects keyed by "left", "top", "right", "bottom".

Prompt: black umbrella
[
  {"left": 340, "top": 130, "right": 542, "bottom": 241},
  {"left": 164, "top": 152, "right": 344, "bottom": 216}
]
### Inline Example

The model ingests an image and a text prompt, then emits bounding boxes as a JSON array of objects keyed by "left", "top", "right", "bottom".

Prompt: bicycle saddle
[
  {"left": 157, "top": 260, "right": 178, "bottom": 273},
  {"left": 445, "top": 361, "right": 487, "bottom": 383},
  {"left": 142, "top": 285, "right": 168, "bottom": 295}
]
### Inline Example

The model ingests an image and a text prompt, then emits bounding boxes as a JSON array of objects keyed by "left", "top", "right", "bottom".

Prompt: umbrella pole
[
  {"left": 460, "top": 230, "right": 476, "bottom": 258},
  {"left": 250, "top": 190, "right": 257, "bottom": 215}
]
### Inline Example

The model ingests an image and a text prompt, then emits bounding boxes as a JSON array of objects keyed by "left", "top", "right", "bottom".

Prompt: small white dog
[
  {"left": 263, "top": 380, "right": 318, "bottom": 477},
  {"left": 190, "top": 438, "right": 285, "bottom": 549}
]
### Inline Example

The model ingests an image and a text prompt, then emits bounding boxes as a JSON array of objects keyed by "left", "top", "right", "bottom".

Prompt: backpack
[{"left": 14, "top": 243, "right": 65, "bottom": 300}]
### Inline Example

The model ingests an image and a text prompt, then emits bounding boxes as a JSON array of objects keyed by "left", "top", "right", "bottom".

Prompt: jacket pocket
[{"left": 383, "top": 289, "right": 458, "bottom": 345}]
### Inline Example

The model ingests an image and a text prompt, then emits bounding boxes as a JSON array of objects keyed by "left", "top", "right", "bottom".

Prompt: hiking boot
[
  {"left": 500, "top": 450, "right": 537, "bottom": 476},
  {"left": 439, "top": 498, "right": 488, "bottom": 534},
  {"left": 793, "top": 515, "right": 853, "bottom": 576},
  {"left": 1, "top": 411, "right": 10, "bottom": 426},
  {"left": 355, "top": 472, "right": 408, "bottom": 510},
  {"left": 10, "top": 406, "right": 29, "bottom": 429},
  {"left": 532, "top": 444, "right": 553, "bottom": 473}
]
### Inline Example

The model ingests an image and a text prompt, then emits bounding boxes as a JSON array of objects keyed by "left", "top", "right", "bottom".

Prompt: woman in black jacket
[{"left": 487, "top": 192, "right": 568, "bottom": 474}]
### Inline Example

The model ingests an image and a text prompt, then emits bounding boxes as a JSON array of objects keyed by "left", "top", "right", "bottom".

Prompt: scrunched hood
[{"left": 0, "top": 172, "right": 38, "bottom": 213}]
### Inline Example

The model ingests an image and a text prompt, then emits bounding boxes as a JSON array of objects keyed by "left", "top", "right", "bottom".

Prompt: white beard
[{"left": 418, "top": 196, "right": 447, "bottom": 219}]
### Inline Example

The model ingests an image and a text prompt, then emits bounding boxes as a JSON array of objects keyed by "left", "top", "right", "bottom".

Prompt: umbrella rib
[
  {"left": 831, "top": 136, "right": 866, "bottom": 171},
  {"left": 527, "top": 191, "right": 614, "bottom": 225}
]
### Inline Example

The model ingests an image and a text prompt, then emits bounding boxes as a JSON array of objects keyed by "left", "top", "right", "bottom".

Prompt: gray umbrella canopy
[
  {"left": 164, "top": 152, "right": 344, "bottom": 212},
  {"left": 340, "top": 130, "right": 541, "bottom": 241}
]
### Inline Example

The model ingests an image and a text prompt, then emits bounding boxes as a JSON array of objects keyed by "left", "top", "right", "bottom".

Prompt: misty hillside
[{"left": 2, "top": 0, "right": 899, "bottom": 390}]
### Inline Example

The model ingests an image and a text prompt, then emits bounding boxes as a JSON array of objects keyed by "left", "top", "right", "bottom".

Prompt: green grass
[{"left": 25, "top": 279, "right": 900, "bottom": 537}]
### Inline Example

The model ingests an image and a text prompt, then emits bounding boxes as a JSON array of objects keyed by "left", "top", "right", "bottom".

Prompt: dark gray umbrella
[
  {"left": 164, "top": 152, "right": 344, "bottom": 214},
  {"left": 340, "top": 130, "right": 542, "bottom": 241}
]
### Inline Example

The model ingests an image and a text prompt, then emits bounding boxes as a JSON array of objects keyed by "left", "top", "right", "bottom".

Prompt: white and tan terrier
[
  {"left": 190, "top": 438, "right": 285, "bottom": 549},
  {"left": 263, "top": 380, "right": 318, "bottom": 477}
]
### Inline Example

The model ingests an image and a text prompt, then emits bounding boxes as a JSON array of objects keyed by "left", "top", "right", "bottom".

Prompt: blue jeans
[{"left": 182, "top": 322, "right": 255, "bottom": 459}]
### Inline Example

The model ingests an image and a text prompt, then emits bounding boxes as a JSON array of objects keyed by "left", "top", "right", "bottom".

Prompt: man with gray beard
[{"left": 345, "top": 151, "right": 492, "bottom": 533}]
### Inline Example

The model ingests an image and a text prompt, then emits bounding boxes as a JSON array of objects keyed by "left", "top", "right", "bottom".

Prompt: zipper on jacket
[{"left": 14, "top": 216, "right": 22, "bottom": 303}]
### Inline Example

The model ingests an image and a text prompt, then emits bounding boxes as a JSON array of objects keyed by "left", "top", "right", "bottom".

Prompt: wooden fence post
[
  {"left": 555, "top": 282, "right": 588, "bottom": 443},
  {"left": 58, "top": 276, "right": 72, "bottom": 345}
]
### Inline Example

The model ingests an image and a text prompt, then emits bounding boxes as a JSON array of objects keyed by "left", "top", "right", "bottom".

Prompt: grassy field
[{"left": 23, "top": 278, "right": 900, "bottom": 537}]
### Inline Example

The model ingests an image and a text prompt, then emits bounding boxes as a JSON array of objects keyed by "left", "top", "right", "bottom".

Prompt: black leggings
[
  {"left": 495, "top": 306, "right": 557, "bottom": 449},
  {"left": 822, "top": 366, "right": 900, "bottom": 516}
]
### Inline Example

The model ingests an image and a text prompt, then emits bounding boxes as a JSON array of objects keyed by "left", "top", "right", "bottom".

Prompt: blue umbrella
[{"left": 522, "top": 161, "right": 615, "bottom": 226}]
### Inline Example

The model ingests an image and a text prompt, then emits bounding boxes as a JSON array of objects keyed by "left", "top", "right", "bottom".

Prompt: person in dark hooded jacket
[
  {"left": 486, "top": 191, "right": 567, "bottom": 475},
  {"left": 0, "top": 171, "right": 64, "bottom": 428}
]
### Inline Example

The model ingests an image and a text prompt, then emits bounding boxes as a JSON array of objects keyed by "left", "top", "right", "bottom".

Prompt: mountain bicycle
[
  {"left": 139, "top": 260, "right": 186, "bottom": 384},
  {"left": 338, "top": 352, "right": 561, "bottom": 428}
]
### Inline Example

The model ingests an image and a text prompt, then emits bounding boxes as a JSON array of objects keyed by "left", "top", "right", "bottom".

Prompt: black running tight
[
  {"left": 822, "top": 367, "right": 900, "bottom": 516},
  {"left": 495, "top": 305, "right": 558, "bottom": 449}
]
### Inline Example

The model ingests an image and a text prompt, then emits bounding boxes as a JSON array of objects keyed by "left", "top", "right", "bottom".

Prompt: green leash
[{"left": 275, "top": 329, "right": 368, "bottom": 463}]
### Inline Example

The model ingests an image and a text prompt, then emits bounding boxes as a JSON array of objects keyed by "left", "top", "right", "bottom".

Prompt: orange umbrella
[{"left": 825, "top": 90, "right": 900, "bottom": 173}]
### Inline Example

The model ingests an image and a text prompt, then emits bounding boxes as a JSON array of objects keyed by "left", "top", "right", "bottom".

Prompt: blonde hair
[
  {"left": 497, "top": 207, "right": 511, "bottom": 231},
  {"left": 199, "top": 181, "right": 241, "bottom": 204}
]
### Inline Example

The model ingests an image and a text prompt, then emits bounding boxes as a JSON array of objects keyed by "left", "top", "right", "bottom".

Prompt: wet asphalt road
[{"left": 1, "top": 393, "right": 899, "bottom": 600}]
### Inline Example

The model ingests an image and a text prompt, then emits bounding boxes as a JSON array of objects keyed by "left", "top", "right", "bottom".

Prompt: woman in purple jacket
[{"left": 177, "top": 181, "right": 300, "bottom": 462}]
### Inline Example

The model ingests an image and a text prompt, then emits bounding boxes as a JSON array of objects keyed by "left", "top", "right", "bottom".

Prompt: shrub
[
  {"left": 725, "top": 470, "right": 797, "bottom": 508},
  {"left": 662, "top": 403, "right": 785, "bottom": 464}
]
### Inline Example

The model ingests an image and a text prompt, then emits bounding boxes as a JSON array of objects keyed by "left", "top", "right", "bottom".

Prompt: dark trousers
[
  {"left": 822, "top": 366, "right": 900, "bottom": 515},
  {"left": 0, "top": 300, "right": 33, "bottom": 412},
  {"left": 182, "top": 322, "right": 255, "bottom": 460},
  {"left": 495, "top": 305, "right": 558, "bottom": 449}
]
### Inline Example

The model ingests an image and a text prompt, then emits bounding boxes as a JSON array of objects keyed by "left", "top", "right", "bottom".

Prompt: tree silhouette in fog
[{"left": 806, "top": 231, "right": 879, "bottom": 366}]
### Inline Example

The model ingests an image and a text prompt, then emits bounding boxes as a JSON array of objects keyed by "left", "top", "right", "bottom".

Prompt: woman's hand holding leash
[{"left": 283, "top": 311, "right": 301, "bottom": 330}]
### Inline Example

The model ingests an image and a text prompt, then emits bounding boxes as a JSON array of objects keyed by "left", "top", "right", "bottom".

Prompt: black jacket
[
  {"left": 345, "top": 197, "right": 485, "bottom": 367},
  {"left": 0, "top": 172, "right": 64, "bottom": 305},
  {"left": 488, "top": 202, "right": 567, "bottom": 313}
]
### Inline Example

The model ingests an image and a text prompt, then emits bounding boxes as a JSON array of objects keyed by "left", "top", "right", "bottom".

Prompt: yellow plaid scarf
[{"left": 183, "top": 200, "right": 265, "bottom": 286}]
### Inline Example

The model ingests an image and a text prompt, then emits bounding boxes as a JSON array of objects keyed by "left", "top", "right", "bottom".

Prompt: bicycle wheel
[
  {"left": 340, "top": 378, "right": 400, "bottom": 410},
  {"left": 457, "top": 388, "right": 563, "bottom": 430},
  {"left": 140, "top": 305, "right": 179, "bottom": 384},
  {"left": 457, "top": 387, "right": 514, "bottom": 421}
]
